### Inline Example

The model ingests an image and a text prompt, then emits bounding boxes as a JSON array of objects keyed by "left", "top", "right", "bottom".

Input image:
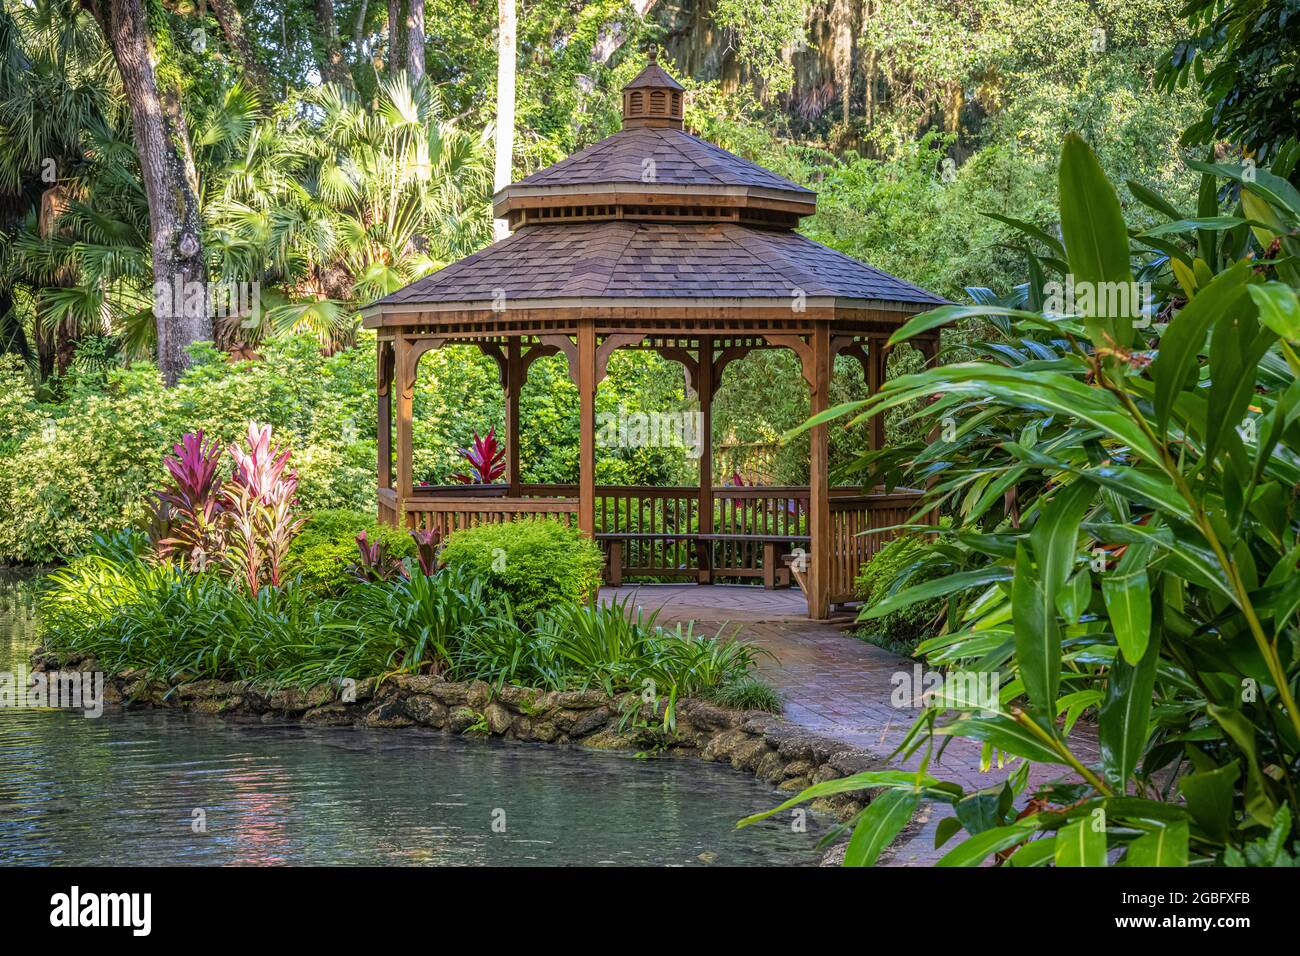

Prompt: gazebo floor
[{"left": 600, "top": 582, "right": 1102, "bottom": 866}]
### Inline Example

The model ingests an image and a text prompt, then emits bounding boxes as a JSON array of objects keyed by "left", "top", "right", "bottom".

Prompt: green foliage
[
  {"left": 284, "top": 509, "right": 415, "bottom": 598},
  {"left": 767, "top": 136, "right": 1300, "bottom": 866},
  {"left": 703, "top": 677, "right": 783, "bottom": 714},
  {"left": 438, "top": 518, "right": 604, "bottom": 619},
  {"left": 38, "top": 555, "right": 761, "bottom": 699},
  {"left": 854, "top": 531, "right": 946, "bottom": 654},
  {"left": 1160, "top": 0, "right": 1300, "bottom": 159}
]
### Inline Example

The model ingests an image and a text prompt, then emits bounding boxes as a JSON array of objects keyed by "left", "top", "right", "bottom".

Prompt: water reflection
[{"left": 0, "top": 572, "right": 819, "bottom": 866}]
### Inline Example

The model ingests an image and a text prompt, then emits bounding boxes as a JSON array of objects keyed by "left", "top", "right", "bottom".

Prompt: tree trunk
[
  {"left": 352, "top": 0, "right": 370, "bottom": 45},
  {"left": 93, "top": 0, "right": 211, "bottom": 386},
  {"left": 405, "top": 0, "right": 425, "bottom": 85},
  {"left": 493, "top": 0, "right": 516, "bottom": 241},
  {"left": 315, "top": 0, "right": 351, "bottom": 86},
  {"left": 386, "top": 0, "right": 406, "bottom": 74},
  {"left": 208, "top": 0, "right": 270, "bottom": 94}
]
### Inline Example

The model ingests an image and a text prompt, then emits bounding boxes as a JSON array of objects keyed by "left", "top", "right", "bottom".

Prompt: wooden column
[
  {"left": 867, "top": 338, "right": 890, "bottom": 451},
  {"left": 377, "top": 339, "right": 393, "bottom": 492},
  {"left": 394, "top": 334, "right": 414, "bottom": 525},
  {"left": 696, "top": 336, "right": 714, "bottom": 583},
  {"left": 577, "top": 321, "right": 596, "bottom": 537},
  {"left": 506, "top": 337, "right": 522, "bottom": 497},
  {"left": 808, "top": 324, "right": 832, "bottom": 619}
]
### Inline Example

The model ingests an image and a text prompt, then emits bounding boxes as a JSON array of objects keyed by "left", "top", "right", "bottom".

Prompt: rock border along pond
[{"left": 31, "top": 648, "right": 883, "bottom": 825}]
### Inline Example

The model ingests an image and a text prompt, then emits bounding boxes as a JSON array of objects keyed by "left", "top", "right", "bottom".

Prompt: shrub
[
  {"left": 854, "top": 532, "right": 945, "bottom": 654},
  {"left": 438, "top": 518, "right": 604, "bottom": 618},
  {"left": 284, "top": 509, "right": 415, "bottom": 597}
]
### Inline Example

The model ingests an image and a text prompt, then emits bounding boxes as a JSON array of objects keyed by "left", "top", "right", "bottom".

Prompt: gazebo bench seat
[{"left": 597, "top": 531, "right": 808, "bottom": 589}]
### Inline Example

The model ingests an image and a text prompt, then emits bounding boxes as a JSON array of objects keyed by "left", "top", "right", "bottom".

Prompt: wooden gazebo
[{"left": 361, "top": 53, "right": 945, "bottom": 619}]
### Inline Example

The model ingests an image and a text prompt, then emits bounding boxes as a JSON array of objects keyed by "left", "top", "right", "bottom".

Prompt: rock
[
  {"left": 810, "top": 764, "right": 842, "bottom": 785},
  {"left": 496, "top": 685, "right": 543, "bottom": 709},
  {"left": 728, "top": 738, "right": 772, "bottom": 773},
  {"left": 755, "top": 750, "right": 787, "bottom": 784},
  {"left": 268, "top": 687, "right": 312, "bottom": 714},
  {"left": 529, "top": 721, "right": 559, "bottom": 742},
  {"left": 740, "top": 714, "right": 786, "bottom": 738},
  {"left": 175, "top": 680, "right": 229, "bottom": 701},
  {"left": 303, "top": 704, "right": 356, "bottom": 726},
  {"left": 567, "top": 706, "right": 611, "bottom": 737},
  {"left": 781, "top": 759, "right": 815, "bottom": 779},
  {"left": 447, "top": 706, "right": 479, "bottom": 734},
  {"left": 777, "top": 734, "right": 834, "bottom": 764},
  {"left": 510, "top": 716, "right": 532, "bottom": 739},
  {"left": 428, "top": 682, "right": 469, "bottom": 707},
  {"left": 777, "top": 775, "right": 811, "bottom": 792},
  {"left": 305, "top": 683, "right": 337, "bottom": 709},
  {"left": 365, "top": 700, "right": 414, "bottom": 728},
  {"left": 680, "top": 699, "right": 740, "bottom": 731},
  {"left": 391, "top": 674, "right": 444, "bottom": 695},
  {"left": 552, "top": 689, "right": 608, "bottom": 710},
  {"left": 579, "top": 729, "right": 636, "bottom": 751},
  {"left": 403, "top": 695, "right": 449, "bottom": 728},
  {"left": 465, "top": 681, "right": 492, "bottom": 710},
  {"left": 349, "top": 677, "right": 378, "bottom": 704},
  {"left": 701, "top": 728, "right": 749, "bottom": 762},
  {"left": 484, "top": 702, "right": 513, "bottom": 736},
  {"left": 829, "top": 749, "right": 882, "bottom": 777}
]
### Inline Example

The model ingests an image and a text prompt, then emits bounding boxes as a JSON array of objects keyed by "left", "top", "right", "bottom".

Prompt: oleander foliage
[{"left": 748, "top": 134, "right": 1300, "bottom": 866}]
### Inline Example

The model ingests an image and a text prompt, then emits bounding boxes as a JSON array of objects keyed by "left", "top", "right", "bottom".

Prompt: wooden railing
[{"left": 378, "top": 483, "right": 929, "bottom": 604}]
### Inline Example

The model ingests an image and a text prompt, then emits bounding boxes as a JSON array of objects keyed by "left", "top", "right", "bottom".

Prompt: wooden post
[
  {"left": 867, "top": 337, "right": 889, "bottom": 452},
  {"left": 394, "top": 334, "right": 414, "bottom": 527},
  {"left": 577, "top": 322, "right": 596, "bottom": 537},
  {"left": 506, "top": 336, "right": 522, "bottom": 497},
  {"left": 808, "top": 325, "right": 831, "bottom": 619},
  {"left": 696, "top": 336, "right": 714, "bottom": 583},
  {"left": 376, "top": 340, "right": 393, "bottom": 492}
]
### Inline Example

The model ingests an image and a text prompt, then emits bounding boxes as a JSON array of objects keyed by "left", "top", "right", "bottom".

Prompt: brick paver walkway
[{"left": 601, "top": 583, "right": 1100, "bottom": 866}]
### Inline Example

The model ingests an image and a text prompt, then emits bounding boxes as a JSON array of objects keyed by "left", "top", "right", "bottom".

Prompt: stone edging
[{"left": 32, "top": 649, "right": 884, "bottom": 822}]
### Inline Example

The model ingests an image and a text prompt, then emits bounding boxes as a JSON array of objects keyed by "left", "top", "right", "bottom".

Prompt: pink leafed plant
[
  {"left": 450, "top": 427, "right": 506, "bottom": 484},
  {"left": 348, "top": 531, "right": 409, "bottom": 583},
  {"left": 154, "top": 430, "right": 226, "bottom": 569},
  {"left": 410, "top": 527, "right": 443, "bottom": 576},
  {"left": 222, "top": 423, "right": 307, "bottom": 594}
]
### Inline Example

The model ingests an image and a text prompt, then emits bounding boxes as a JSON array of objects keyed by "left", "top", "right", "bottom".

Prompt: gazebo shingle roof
[
  {"left": 506, "top": 126, "right": 813, "bottom": 196},
  {"left": 372, "top": 220, "right": 946, "bottom": 309}
]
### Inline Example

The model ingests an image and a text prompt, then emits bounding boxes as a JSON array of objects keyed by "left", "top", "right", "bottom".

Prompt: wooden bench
[{"left": 596, "top": 531, "right": 809, "bottom": 589}]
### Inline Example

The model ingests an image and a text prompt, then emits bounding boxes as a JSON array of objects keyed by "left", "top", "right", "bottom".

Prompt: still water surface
[{"left": 0, "top": 572, "right": 820, "bottom": 866}]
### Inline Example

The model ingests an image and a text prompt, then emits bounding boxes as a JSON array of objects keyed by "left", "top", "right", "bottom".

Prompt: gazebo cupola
[
  {"left": 621, "top": 47, "right": 685, "bottom": 128},
  {"left": 362, "top": 51, "right": 947, "bottom": 619},
  {"left": 491, "top": 54, "right": 817, "bottom": 232}
]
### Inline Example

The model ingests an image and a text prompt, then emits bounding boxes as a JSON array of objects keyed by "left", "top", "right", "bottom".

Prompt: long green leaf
[
  {"left": 1058, "top": 132, "right": 1136, "bottom": 350},
  {"left": 1055, "top": 818, "right": 1107, "bottom": 866},
  {"left": 843, "top": 789, "right": 919, "bottom": 867},
  {"left": 1121, "top": 820, "right": 1188, "bottom": 866},
  {"left": 1099, "top": 631, "right": 1160, "bottom": 788}
]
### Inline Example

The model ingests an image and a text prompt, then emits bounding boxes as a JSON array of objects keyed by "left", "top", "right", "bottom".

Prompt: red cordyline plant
[
  {"left": 222, "top": 423, "right": 307, "bottom": 594},
  {"left": 348, "top": 531, "right": 409, "bottom": 583},
  {"left": 154, "top": 431, "right": 226, "bottom": 570},
  {"left": 410, "top": 527, "right": 442, "bottom": 576},
  {"left": 450, "top": 427, "right": 506, "bottom": 483}
]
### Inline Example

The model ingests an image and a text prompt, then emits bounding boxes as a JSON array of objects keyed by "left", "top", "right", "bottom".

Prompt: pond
[{"left": 0, "top": 572, "right": 822, "bottom": 866}]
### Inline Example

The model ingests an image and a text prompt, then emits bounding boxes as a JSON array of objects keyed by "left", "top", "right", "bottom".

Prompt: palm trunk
[
  {"left": 493, "top": 0, "right": 516, "bottom": 241},
  {"left": 406, "top": 0, "right": 425, "bottom": 85},
  {"left": 94, "top": 0, "right": 211, "bottom": 385}
]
